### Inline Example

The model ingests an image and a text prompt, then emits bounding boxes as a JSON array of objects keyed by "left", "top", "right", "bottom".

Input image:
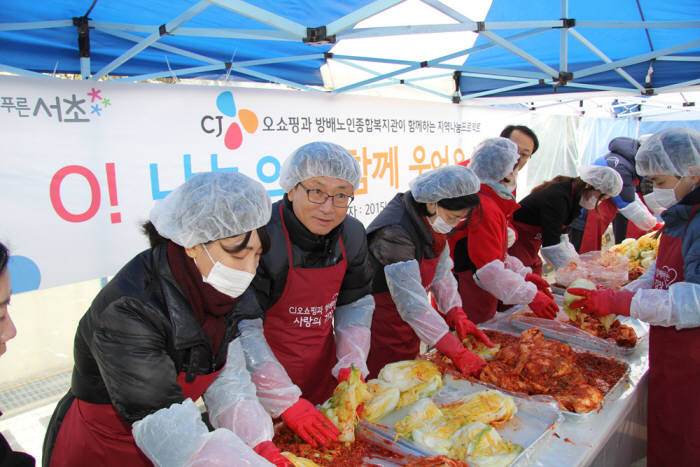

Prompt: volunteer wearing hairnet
[
  {"left": 43, "top": 172, "right": 292, "bottom": 467},
  {"left": 568, "top": 128, "right": 700, "bottom": 466},
  {"left": 365, "top": 165, "right": 494, "bottom": 379},
  {"left": 568, "top": 136, "right": 660, "bottom": 253},
  {"left": 241, "top": 142, "right": 371, "bottom": 444},
  {"left": 448, "top": 138, "right": 557, "bottom": 324},
  {"left": 508, "top": 165, "right": 623, "bottom": 274}
]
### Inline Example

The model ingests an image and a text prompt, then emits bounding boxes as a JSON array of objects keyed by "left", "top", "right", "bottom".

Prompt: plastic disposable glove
[
  {"left": 528, "top": 291, "right": 558, "bottom": 319},
  {"left": 567, "top": 288, "right": 634, "bottom": 317},
  {"left": 280, "top": 398, "right": 339, "bottom": 447},
  {"left": 525, "top": 273, "right": 553, "bottom": 298},
  {"left": 434, "top": 333, "right": 486, "bottom": 377},
  {"left": 444, "top": 308, "right": 494, "bottom": 348},
  {"left": 253, "top": 441, "right": 293, "bottom": 467}
]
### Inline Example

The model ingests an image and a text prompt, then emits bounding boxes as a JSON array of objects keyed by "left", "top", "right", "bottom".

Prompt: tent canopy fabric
[{"left": 1, "top": 0, "right": 699, "bottom": 102}]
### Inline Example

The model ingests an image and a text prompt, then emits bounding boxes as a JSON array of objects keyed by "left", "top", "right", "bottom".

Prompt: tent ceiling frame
[{"left": 1, "top": 0, "right": 698, "bottom": 104}]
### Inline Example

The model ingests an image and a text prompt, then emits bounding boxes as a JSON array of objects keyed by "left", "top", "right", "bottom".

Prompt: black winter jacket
[
  {"left": 512, "top": 180, "right": 582, "bottom": 247},
  {"left": 366, "top": 192, "right": 440, "bottom": 294},
  {"left": 43, "top": 244, "right": 263, "bottom": 462},
  {"left": 253, "top": 196, "right": 373, "bottom": 310}
]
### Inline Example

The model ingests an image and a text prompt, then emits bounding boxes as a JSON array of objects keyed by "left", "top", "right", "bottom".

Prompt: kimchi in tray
[
  {"left": 508, "top": 293, "right": 649, "bottom": 356},
  {"left": 421, "top": 328, "right": 630, "bottom": 420}
]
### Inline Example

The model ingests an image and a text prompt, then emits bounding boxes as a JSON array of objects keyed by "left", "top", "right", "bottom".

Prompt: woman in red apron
[
  {"left": 248, "top": 142, "right": 371, "bottom": 443},
  {"left": 567, "top": 128, "right": 700, "bottom": 466},
  {"left": 42, "top": 172, "right": 292, "bottom": 467},
  {"left": 449, "top": 138, "right": 557, "bottom": 324},
  {"left": 365, "top": 165, "right": 493, "bottom": 379},
  {"left": 508, "top": 165, "right": 623, "bottom": 274}
]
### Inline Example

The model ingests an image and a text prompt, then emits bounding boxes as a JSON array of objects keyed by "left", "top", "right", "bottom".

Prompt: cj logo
[
  {"left": 653, "top": 265, "right": 678, "bottom": 289},
  {"left": 200, "top": 91, "right": 258, "bottom": 150}
]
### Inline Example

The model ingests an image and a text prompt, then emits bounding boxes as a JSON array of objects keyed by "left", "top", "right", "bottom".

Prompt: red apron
[
  {"left": 647, "top": 206, "right": 700, "bottom": 466},
  {"left": 508, "top": 221, "right": 544, "bottom": 276},
  {"left": 579, "top": 199, "right": 619, "bottom": 253},
  {"left": 366, "top": 254, "right": 441, "bottom": 379},
  {"left": 263, "top": 204, "right": 347, "bottom": 405},
  {"left": 50, "top": 368, "right": 223, "bottom": 467}
]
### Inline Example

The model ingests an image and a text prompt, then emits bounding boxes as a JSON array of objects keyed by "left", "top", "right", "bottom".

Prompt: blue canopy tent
[{"left": 1, "top": 0, "right": 699, "bottom": 102}]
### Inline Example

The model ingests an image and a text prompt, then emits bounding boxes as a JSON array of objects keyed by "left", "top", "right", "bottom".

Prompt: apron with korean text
[
  {"left": 579, "top": 199, "right": 619, "bottom": 253},
  {"left": 508, "top": 221, "right": 544, "bottom": 276},
  {"left": 50, "top": 367, "right": 223, "bottom": 467},
  {"left": 263, "top": 204, "right": 347, "bottom": 405},
  {"left": 366, "top": 254, "right": 441, "bottom": 379},
  {"left": 647, "top": 206, "right": 700, "bottom": 466}
]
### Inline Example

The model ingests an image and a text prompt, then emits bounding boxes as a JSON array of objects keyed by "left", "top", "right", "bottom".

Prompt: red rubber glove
[
  {"left": 281, "top": 398, "right": 339, "bottom": 447},
  {"left": 445, "top": 307, "right": 495, "bottom": 348},
  {"left": 567, "top": 288, "right": 634, "bottom": 317},
  {"left": 525, "top": 273, "right": 554, "bottom": 298},
  {"left": 337, "top": 367, "right": 365, "bottom": 417},
  {"left": 653, "top": 222, "right": 664, "bottom": 231},
  {"left": 435, "top": 332, "right": 486, "bottom": 377},
  {"left": 529, "top": 291, "right": 558, "bottom": 319},
  {"left": 253, "top": 441, "right": 293, "bottom": 467}
]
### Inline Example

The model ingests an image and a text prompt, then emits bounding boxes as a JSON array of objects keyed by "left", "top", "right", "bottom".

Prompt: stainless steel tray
[
  {"left": 439, "top": 328, "right": 632, "bottom": 422},
  {"left": 508, "top": 294, "right": 649, "bottom": 356},
  {"left": 361, "top": 381, "right": 563, "bottom": 466}
]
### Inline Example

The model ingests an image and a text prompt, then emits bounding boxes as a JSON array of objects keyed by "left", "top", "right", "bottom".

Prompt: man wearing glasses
[{"left": 243, "top": 141, "right": 374, "bottom": 443}]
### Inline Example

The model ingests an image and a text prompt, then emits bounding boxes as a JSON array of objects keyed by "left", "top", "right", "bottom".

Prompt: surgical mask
[
  {"left": 487, "top": 182, "right": 516, "bottom": 200},
  {"left": 200, "top": 245, "right": 254, "bottom": 298},
  {"left": 429, "top": 214, "right": 455, "bottom": 234},
  {"left": 644, "top": 185, "right": 679, "bottom": 212},
  {"left": 579, "top": 194, "right": 598, "bottom": 210}
]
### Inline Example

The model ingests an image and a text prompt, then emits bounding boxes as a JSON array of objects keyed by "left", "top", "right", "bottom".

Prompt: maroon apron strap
[{"left": 579, "top": 199, "right": 618, "bottom": 253}]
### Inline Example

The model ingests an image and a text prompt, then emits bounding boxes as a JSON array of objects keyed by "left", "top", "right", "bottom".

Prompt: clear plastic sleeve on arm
[
  {"left": 429, "top": 247, "right": 462, "bottom": 314},
  {"left": 332, "top": 294, "right": 374, "bottom": 378},
  {"left": 503, "top": 254, "right": 532, "bottom": 277},
  {"left": 473, "top": 259, "right": 537, "bottom": 305},
  {"left": 238, "top": 318, "right": 302, "bottom": 418},
  {"left": 132, "top": 399, "right": 272, "bottom": 467},
  {"left": 384, "top": 259, "right": 450, "bottom": 347},
  {"left": 203, "top": 339, "right": 274, "bottom": 447},
  {"left": 631, "top": 281, "right": 700, "bottom": 330},
  {"left": 540, "top": 235, "right": 580, "bottom": 270},
  {"left": 618, "top": 196, "right": 657, "bottom": 231}
]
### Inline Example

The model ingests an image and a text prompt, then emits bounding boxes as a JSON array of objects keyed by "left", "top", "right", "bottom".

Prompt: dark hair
[
  {"left": 0, "top": 241, "right": 8, "bottom": 272},
  {"left": 411, "top": 193, "right": 482, "bottom": 228},
  {"left": 500, "top": 125, "right": 539, "bottom": 154},
  {"left": 141, "top": 221, "right": 271, "bottom": 254},
  {"left": 530, "top": 176, "right": 603, "bottom": 212}
]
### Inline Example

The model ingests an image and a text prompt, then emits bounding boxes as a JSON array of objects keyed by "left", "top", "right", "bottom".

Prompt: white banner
[{"left": 0, "top": 75, "right": 520, "bottom": 291}]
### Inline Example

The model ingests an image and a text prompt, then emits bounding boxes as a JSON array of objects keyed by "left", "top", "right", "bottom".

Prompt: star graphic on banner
[
  {"left": 87, "top": 88, "right": 102, "bottom": 102},
  {"left": 102, "top": 98, "right": 111, "bottom": 107},
  {"left": 91, "top": 104, "right": 102, "bottom": 116}
]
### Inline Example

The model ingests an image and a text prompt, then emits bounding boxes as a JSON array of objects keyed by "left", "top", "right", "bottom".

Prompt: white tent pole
[
  {"left": 568, "top": 29, "right": 645, "bottom": 91},
  {"left": 419, "top": 0, "right": 478, "bottom": 28},
  {"left": 437, "top": 64, "right": 547, "bottom": 80},
  {"left": 656, "top": 56, "right": 700, "bottom": 62},
  {"left": 91, "top": 0, "right": 211, "bottom": 80},
  {"left": 208, "top": 0, "right": 306, "bottom": 38},
  {"left": 656, "top": 78, "right": 700, "bottom": 93},
  {"left": 0, "top": 63, "right": 54, "bottom": 78},
  {"left": 575, "top": 38, "right": 700, "bottom": 78},
  {"left": 326, "top": 0, "right": 405, "bottom": 36},
  {"left": 479, "top": 30, "right": 559, "bottom": 78},
  {"left": 0, "top": 20, "right": 72, "bottom": 31},
  {"left": 461, "top": 81, "right": 541, "bottom": 100},
  {"left": 560, "top": 0, "right": 568, "bottom": 73},
  {"left": 575, "top": 20, "right": 700, "bottom": 29},
  {"left": 99, "top": 29, "right": 221, "bottom": 65}
]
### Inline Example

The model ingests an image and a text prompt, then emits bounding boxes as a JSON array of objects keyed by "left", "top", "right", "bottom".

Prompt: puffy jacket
[
  {"left": 366, "top": 192, "right": 442, "bottom": 293},
  {"left": 253, "top": 196, "right": 373, "bottom": 309},
  {"left": 43, "top": 244, "right": 263, "bottom": 455},
  {"left": 512, "top": 179, "right": 581, "bottom": 247}
]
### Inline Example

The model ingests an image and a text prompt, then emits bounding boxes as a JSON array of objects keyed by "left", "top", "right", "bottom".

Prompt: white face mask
[
  {"left": 429, "top": 213, "right": 455, "bottom": 234},
  {"left": 644, "top": 185, "right": 679, "bottom": 212},
  {"left": 579, "top": 194, "right": 598, "bottom": 210},
  {"left": 200, "top": 244, "right": 254, "bottom": 298}
]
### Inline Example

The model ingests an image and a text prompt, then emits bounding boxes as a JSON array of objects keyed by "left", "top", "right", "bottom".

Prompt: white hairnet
[
  {"left": 409, "top": 165, "right": 480, "bottom": 203},
  {"left": 468, "top": 137, "right": 519, "bottom": 184},
  {"left": 579, "top": 165, "right": 623, "bottom": 196},
  {"left": 149, "top": 172, "right": 272, "bottom": 248},
  {"left": 278, "top": 141, "right": 361, "bottom": 192},
  {"left": 636, "top": 128, "right": 700, "bottom": 177}
]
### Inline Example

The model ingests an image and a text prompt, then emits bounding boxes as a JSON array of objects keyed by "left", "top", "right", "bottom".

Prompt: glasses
[{"left": 297, "top": 183, "right": 354, "bottom": 208}]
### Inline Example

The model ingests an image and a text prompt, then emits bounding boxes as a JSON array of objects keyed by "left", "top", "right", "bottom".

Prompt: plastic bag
[{"left": 555, "top": 250, "right": 629, "bottom": 289}]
